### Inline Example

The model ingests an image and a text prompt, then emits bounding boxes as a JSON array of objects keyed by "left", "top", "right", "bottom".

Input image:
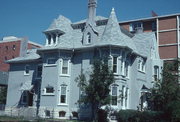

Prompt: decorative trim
[
  {"left": 159, "top": 43, "right": 178, "bottom": 47},
  {"left": 159, "top": 28, "right": 177, "bottom": 33}
]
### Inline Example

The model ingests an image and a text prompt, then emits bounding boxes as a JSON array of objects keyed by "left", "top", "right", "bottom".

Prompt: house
[{"left": 5, "top": 0, "right": 162, "bottom": 119}]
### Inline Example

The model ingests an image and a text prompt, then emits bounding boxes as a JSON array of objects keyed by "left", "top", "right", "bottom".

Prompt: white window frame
[
  {"left": 46, "top": 58, "right": 57, "bottom": 66},
  {"left": 21, "top": 90, "right": 28, "bottom": 104},
  {"left": 132, "top": 22, "right": 143, "bottom": 32},
  {"left": 58, "top": 85, "right": 68, "bottom": 105},
  {"left": 154, "top": 66, "right": 159, "bottom": 81},
  {"left": 138, "top": 57, "right": 146, "bottom": 73},
  {"left": 36, "top": 64, "right": 42, "bottom": 78},
  {"left": 43, "top": 86, "right": 55, "bottom": 96},
  {"left": 124, "top": 60, "right": 129, "bottom": 78},
  {"left": 111, "top": 84, "right": 118, "bottom": 106},
  {"left": 24, "top": 65, "right": 30, "bottom": 75},
  {"left": 60, "top": 59, "right": 70, "bottom": 76},
  {"left": 112, "top": 56, "right": 118, "bottom": 74},
  {"left": 86, "top": 32, "right": 91, "bottom": 44},
  {"left": 121, "top": 86, "right": 129, "bottom": 109}
]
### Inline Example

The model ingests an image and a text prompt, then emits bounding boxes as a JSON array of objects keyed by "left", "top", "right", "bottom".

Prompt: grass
[{"left": 0, "top": 116, "right": 85, "bottom": 122}]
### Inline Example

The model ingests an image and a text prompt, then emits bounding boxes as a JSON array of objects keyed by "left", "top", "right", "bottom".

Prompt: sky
[{"left": 0, "top": 0, "right": 180, "bottom": 45}]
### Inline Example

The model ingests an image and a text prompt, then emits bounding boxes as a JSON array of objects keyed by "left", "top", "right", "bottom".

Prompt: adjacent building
[
  {"left": 120, "top": 13, "right": 180, "bottom": 61},
  {"left": 5, "top": 0, "right": 162, "bottom": 120},
  {"left": 0, "top": 36, "right": 42, "bottom": 72}
]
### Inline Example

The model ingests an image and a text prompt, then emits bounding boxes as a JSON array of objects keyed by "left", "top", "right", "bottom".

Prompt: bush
[
  {"left": 98, "top": 109, "right": 108, "bottom": 122},
  {"left": 115, "top": 110, "right": 167, "bottom": 122}
]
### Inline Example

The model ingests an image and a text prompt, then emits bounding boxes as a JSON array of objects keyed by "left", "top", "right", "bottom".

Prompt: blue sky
[{"left": 0, "top": 0, "right": 179, "bottom": 45}]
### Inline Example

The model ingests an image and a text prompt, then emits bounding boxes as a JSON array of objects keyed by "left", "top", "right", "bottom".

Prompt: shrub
[
  {"left": 115, "top": 110, "right": 166, "bottom": 122},
  {"left": 98, "top": 109, "right": 108, "bottom": 122}
]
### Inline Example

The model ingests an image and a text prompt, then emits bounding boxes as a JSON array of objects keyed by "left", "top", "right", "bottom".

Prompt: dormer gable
[{"left": 44, "top": 15, "right": 73, "bottom": 46}]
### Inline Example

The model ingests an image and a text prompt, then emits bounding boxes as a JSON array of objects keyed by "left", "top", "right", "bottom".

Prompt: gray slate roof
[
  {"left": 133, "top": 32, "right": 159, "bottom": 58},
  {"left": 8, "top": 9, "right": 158, "bottom": 63},
  {"left": 7, "top": 49, "right": 40, "bottom": 63}
]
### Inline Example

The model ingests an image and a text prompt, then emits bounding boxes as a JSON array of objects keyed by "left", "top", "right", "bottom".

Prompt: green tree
[
  {"left": 0, "top": 86, "right": 7, "bottom": 104},
  {"left": 76, "top": 59, "right": 115, "bottom": 121},
  {"left": 150, "top": 61, "right": 180, "bottom": 120}
]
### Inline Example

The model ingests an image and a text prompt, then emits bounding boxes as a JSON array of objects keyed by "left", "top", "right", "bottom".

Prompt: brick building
[
  {"left": 119, "top": 13, "right": 180, "bottom": 61},
  {"left": 0, "top": 36, "right": 42, "bottom": 72}
]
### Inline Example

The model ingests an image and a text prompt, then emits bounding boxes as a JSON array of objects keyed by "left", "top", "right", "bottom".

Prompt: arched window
[
  {"left": 59, "top": 111, "right": 66, "bottom": 117},
  {"left": 154, "top": 66, "right": 159, "bottom": 81},
  {"left": 86, "top": 32, "right": 91, "bottom": 44}
]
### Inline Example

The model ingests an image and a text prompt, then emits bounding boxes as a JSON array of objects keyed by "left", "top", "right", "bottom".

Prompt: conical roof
[{"left": 98, "top": 8, "right": 137, "bottom": 52}]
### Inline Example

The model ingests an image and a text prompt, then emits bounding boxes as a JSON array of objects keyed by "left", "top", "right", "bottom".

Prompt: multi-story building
[
  {"left": 5, "top": 0, "right": 162, "bottom": 119},
  {"left": 119, "top": 13, "right": 180, "bottom": 61},
  {"left": 0, "top": 36, "right": 42, "bottom": 72}
]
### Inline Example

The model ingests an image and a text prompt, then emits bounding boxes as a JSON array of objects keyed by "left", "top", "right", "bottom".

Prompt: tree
[
  {"left": 150, "top": 61, "right": 180, "bottom": 120},
  {"left": 0, "top": 86, "right": 7, "bottom": 104},
  {"left": 76, "top": 59, "right": 115, "bottom": 121}
]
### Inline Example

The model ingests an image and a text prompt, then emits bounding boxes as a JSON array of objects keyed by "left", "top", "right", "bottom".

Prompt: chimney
[{"left": 87, "top": 0, "right": 97, "bottom": 26}]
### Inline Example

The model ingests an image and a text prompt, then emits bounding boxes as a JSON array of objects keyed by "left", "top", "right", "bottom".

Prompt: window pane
[
  {"left": 113, "top": 57, "right": 117, "bottom": 73},
  {"left": 62, "top": 67, "right": 68, "bottom": 74},
  {"left": 60, "top": 86, "right": 66, "bottom": 103},
  {"left": 111, "top": 86, "right": 117, "bottom": 105},
  {"left": 25, "top": 65, "right": 29, "bottom": 74},
  {"left": 37, "top": 65, "right": 42, "bottom": 77},
  {"left": 48, "top": 59, "right": 56, "bottom": 64},
  {"left": 61, "top": 95, "right": 66, "bottom": 103},
  {"left": 112, "top": 96, "right": 117, "bottom": 105},
  {"left": 112, "top": 86, "right": 117, "bottom": 96},
  {"left": 61, "top": 87, "right": 66, "bottom": 95},
  {"left": 46, "top": 87, "right": 54, "bottom": 93},
  {"left": 62, "top": 59, "right": 68, "bottom": 74}
]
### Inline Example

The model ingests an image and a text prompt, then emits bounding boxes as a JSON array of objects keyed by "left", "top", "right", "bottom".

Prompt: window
[
  {"left": 125, "top": 88, "right": 129, "bottom": 108},
  {"left": 47, "top": 35, "right": 51, "bottom": 45},
  {"left": 45, "top": 86, "right": 54, "bottom": 94},
  {"left": 138, "top": 58, "right": 145, "bottom": 72},
  {"left": 61, "top": 59, "right": 70, "bottom": 75},
  {"left": 12, "top": 45, "right": 16, "bottom": 51},
  {"left": 47, "top": 58, "right": 56, "bottom": 65},
  {"left": 86, "top": 33, "right": 91, "bottom": 44},
  {"left": 154, "top": 66, "right": 159, "bottom": 81},
  {"left": 21, "top": 91, "right": 28, "bottom": 104},
  {"left": 4, "top": 56, "right": 7, "bottom": 61},
  {"left": 5, "top": 46, "right": 8, "bottom": 51},
  {"left": 121, "top": 86, "right": 125, "bottom": 107},
  {"left": 60, "top": 85, "right": 67, "bottom": 104},
  {"left": 59, "top": 111, "right": 66, "bottom": 117},
  {"left": 37, "top": 65, "right": 42, "bottom": 78},
  {"left": 111, "top": 85, "right": 118, "bottom": 106},
  {"left": 112, "top": 56, "right": 118, "bottom": 73},
  {"left": 152, "top": 21, "right": 157, "bottom": 31},
  {"left": 121, "top": 86, "right": 129, "bottom": 109},
  {"left": 124, "top": 61, "right": 129, "bottom": 77},
  {"left": 45, "top": 110, "right": 51, "bottom": 117},
  {"left": 130, "top": 22, "right": 143, "bottom": 32},
  {"left": 24, "top": 65, "right": 30, "bottom": 75}
]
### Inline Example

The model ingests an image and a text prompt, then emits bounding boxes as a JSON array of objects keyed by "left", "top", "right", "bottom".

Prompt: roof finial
[{"left": 111, "top": 7, "right": 115, "bottom": 14}]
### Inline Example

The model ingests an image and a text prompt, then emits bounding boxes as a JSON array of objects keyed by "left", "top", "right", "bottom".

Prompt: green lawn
[{"left": 0, "top": 116, "right": 83, "bottom": 122}]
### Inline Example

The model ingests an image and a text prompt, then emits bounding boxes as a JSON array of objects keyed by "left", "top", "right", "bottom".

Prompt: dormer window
[{"left": 86, "top": 33, "right": 91, "bottom": 44}]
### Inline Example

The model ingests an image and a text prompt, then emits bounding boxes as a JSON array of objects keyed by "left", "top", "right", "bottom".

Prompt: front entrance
[{"left": 21, "top": 90, "right": 33, "bottom": 106}]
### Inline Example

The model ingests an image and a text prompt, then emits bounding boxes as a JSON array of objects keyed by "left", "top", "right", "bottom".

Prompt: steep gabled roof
[
  {"left": 98, "top": 8, "right": 137, "bottom": 53},
  {"left": 45, "top": 15, "right": 73, "bottom": 33}
]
